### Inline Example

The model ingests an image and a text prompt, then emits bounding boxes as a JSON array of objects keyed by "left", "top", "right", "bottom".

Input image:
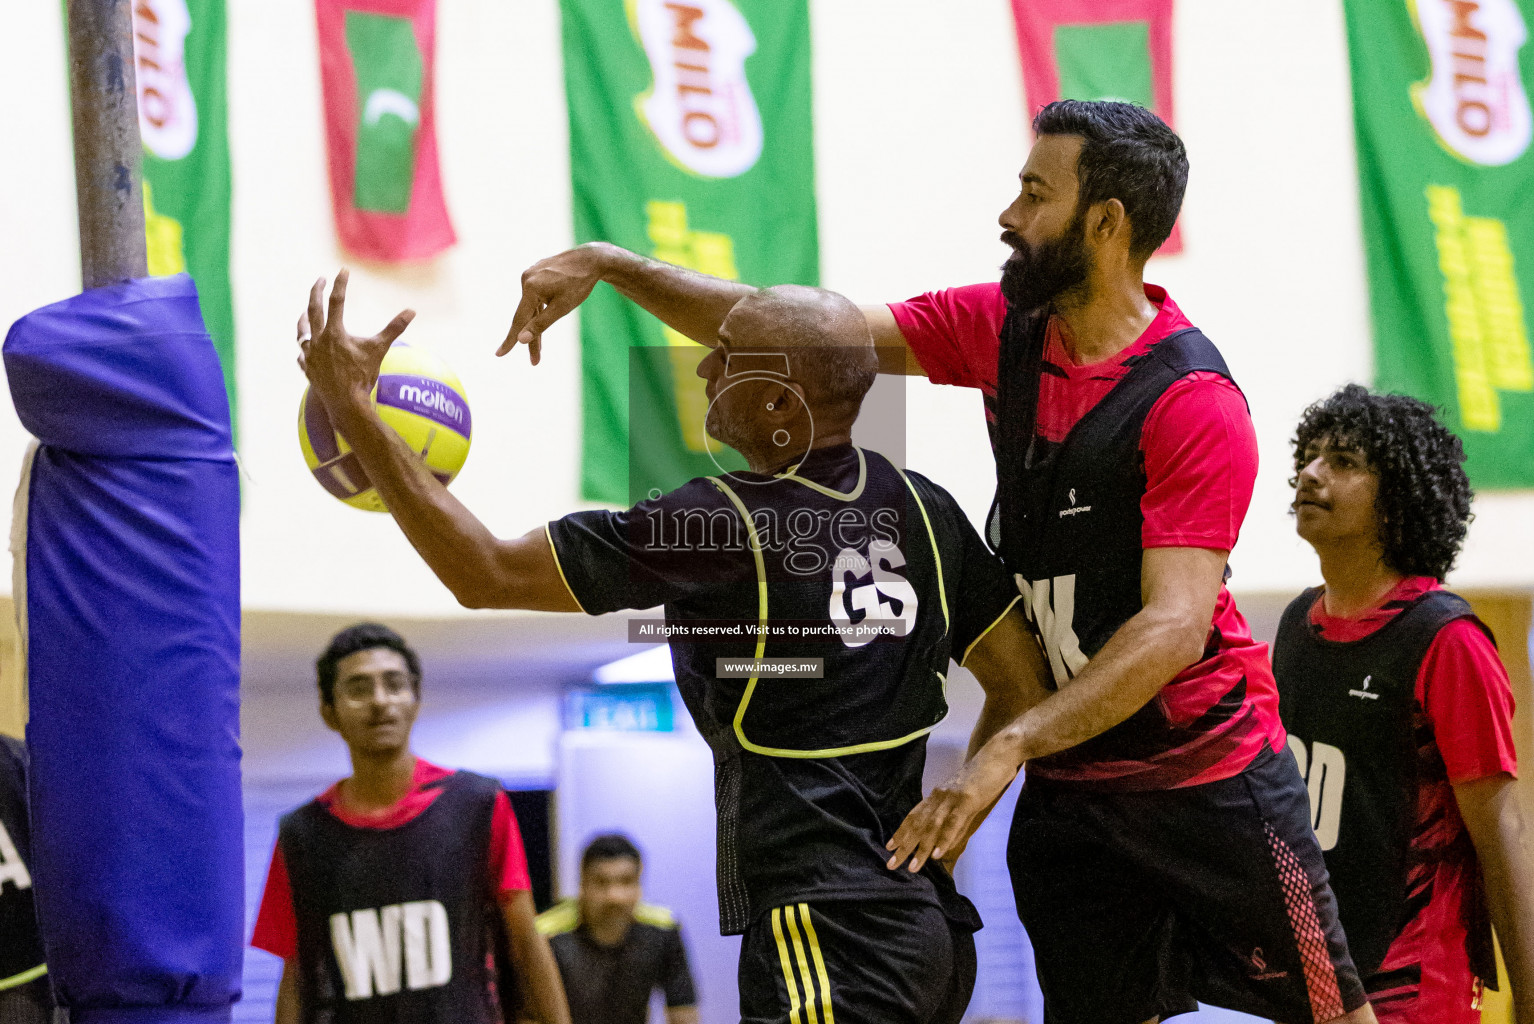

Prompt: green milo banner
[
  {"left": 131, "top": 0, "right": 236, "bottom": 422},
  {"left": 1344, "top": 0, "right": 1534, "bottom": 487},
  {"left": 560, "top": 0, "right": 819, "bottom": 504}
]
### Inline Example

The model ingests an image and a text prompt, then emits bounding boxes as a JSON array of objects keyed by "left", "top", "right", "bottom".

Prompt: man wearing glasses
[{"left": 251, "top": 623, "right": 570, "bottom": 1024}]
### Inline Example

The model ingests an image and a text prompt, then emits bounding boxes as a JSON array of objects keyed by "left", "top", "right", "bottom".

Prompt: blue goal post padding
[{"left": 3, "top": 275, "right": 243, "bottom": 1024}]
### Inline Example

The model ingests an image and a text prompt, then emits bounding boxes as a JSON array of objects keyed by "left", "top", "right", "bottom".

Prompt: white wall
[{"left": 2, "top": 0, "right": 1529, "bottom": 621}]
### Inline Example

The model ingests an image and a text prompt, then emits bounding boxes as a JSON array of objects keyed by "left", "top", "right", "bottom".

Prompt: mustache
[{"left": 1000, "top": 230, "right": 1027, "bottom": 253}]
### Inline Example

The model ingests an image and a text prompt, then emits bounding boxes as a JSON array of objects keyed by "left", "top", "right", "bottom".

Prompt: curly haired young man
[{"left": 1276, "top": 384, "right": 1534, "bottom": 1024}]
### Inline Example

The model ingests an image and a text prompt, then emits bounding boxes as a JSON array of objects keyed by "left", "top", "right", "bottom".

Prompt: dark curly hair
[
  {"left": 316, "top": 622, "right": 421, "bottom": 705},
  {"left": 1291, "top": 384, "right": 1473, "bottom": 580}
]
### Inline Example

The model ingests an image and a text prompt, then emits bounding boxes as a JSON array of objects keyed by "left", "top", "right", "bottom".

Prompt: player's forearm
[
  {"left": 1464, "top": 780, "right": 1534, "bottom": 1019},
  {"left": 325, "top": 396, "right": 531, "bottom": 609},
  {"left": 965, "top": 668, "right": 1045, "bottom": 760},
  {"left": 592, "top": 242, "right": 754, "bottom": 346},
  {"left": 861, "top": 303, "right": 926, "bottom": 376},
  {"left": 986, "top": 607, "right": 1204, "bottom": 766},
  {"left": 502, "top": 898, "right": 572, "bottom": 1024},
  {"left": 513, "top": 936, "right": 570, "bottom": 1024},
  {"left": 967, "top": 696, "right": 1018, "bottom": 761},
  {"left": 275, "top": 961, "right": 300, "bottom": 1024},
  {"left": 961, "top": 608, "right": 1053, "bottom": 759},
  {"left": 665, "top": 1007, "right": 700, "bottom": 1024}
]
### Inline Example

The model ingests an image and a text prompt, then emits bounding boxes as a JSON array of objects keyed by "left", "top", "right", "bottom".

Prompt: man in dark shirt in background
[{"left": 538, "top": 835, "right": 697, "bottom": 1024}]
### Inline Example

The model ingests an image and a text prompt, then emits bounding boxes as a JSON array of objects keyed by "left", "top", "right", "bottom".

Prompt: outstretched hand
[
  {"left": 299, "top": 269, "right": 415, "bottom": 416},
  {"left": 498, "top": 243, "right": 613, "bottom": 364},
  {"left": 885, "top": 748, "right": 1021, "bottom": 874}
]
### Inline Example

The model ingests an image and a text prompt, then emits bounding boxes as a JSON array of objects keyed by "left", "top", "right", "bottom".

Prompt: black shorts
[
  {"left": 0, "top": 977, "right": 52, "bottom": 1024},
  {"left": 1008, "top": 746, "right": 1368, "bottom": 1024},
  {"left": 738, "top": 899, "right": 977, "bottom": 1024}
]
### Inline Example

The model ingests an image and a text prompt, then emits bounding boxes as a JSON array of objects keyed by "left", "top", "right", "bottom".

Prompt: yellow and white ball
[{"left": 298, "top": 343, "right": 472, "bottom": 512}]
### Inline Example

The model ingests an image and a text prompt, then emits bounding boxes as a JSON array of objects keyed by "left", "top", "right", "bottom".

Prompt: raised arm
[
  {"left": 500, "top": 242, "right": 927, "bottom": 376},
  {"left": 301, "top": 271, "right": 581, "bottom": 612},
  {"left": 862, "top": 302, "right": 927, "bottom": 376},
  {"left": 887, "top": 546, "right": 1225, "bottom": 872},
  {"left": 501, "top": 242, "right": 753, "bottom": 363}
]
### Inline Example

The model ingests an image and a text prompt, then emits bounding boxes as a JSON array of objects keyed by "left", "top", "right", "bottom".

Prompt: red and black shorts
[{"left": 1007, "top": 746, "right": 1368, "bottom": 1024}]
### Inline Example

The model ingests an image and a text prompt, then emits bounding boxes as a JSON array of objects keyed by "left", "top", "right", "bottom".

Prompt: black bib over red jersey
[
  {"left": 0, "top": 736, "right": 45, "bottom": 987},
  {"left": 279, "top": 769, "right": 501, "bottom": 1024},
  {"left": 989, "top": 310, "right": 1240, "bottom": 770},
  {"left": 1274, "top": 588, "right": 1497, "bottom": 980}
]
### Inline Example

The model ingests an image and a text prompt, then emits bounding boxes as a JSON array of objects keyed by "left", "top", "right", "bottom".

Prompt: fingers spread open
[
  {"left": 377, "top": 309, "right": 416, "bottom": 345},
  {"left": 326, "top": 268, "right": 350, "bottom": 328},
  {"left": 307, "top": 277, "right": 327, "bottom": 340}
]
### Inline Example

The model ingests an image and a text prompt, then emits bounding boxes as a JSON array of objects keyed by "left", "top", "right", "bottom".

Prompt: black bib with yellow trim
[
  {"left": 657, "top": 445, "right": 988, "bottom": 934},
  {"left": 699, "top": 446, "right": 953, "bottom": 757}
]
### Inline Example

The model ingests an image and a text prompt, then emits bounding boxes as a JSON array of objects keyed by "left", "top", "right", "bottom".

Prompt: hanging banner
[
  {"left": 130, "top": 0, "right": 237, "bottom": 420},
  {"left": 1008, "top": 0, "right": 1182, "bottom": 255},
  {"left": 1343, "top": 0, "right": 1534, "bottom": 488},
  {"left": 315, "top": 0, "right": 455, "bottom": 262},
  {"left": 560, "top": 0, "right": 819, "bottom": 504}
]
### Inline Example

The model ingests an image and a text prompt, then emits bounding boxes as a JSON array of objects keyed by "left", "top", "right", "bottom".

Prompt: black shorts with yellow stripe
[{"left": 739, "top": 900, "right": 977, "bottom": 1024}]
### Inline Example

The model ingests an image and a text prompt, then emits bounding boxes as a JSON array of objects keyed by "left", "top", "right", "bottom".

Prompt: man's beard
[
  {"left": 1000, "top": 210, "right": 1091, "bottom": 312},
  {"left": 705, "top": 401, "right": 747, "bottom": 455}
]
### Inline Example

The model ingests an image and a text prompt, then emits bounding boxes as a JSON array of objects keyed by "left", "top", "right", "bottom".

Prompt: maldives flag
[
  {"left": 316, "top": 0, "right": 455, "bottom": 261},
  {"left": 1009, "top": 0, "right": 1181, "bottom": 255}
]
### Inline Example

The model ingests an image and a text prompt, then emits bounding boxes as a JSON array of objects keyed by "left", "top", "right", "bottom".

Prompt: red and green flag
[
  {"left": 315, "top": 0, "right": 455, "bottom": 261},
  {"left": 1343, "top": 0, "right": 1534, "bottom": 487},
  {"left": 130, "top": 0, "right": 236, "bottom": 418},
  {"left": 561, "top": 0, "right": 819, "bottom": 504},
  {"left": 1009, "top": 0, "right": 1181, "bottom": 254}
]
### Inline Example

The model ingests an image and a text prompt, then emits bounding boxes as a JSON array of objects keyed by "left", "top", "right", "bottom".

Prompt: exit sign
[{"left": 565, "top": 684, "right": 674, "bottom": 732}]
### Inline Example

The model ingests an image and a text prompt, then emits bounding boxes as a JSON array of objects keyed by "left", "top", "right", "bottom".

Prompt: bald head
[{"left": 722, "top": 285, "right": 878, "bottom": 411}]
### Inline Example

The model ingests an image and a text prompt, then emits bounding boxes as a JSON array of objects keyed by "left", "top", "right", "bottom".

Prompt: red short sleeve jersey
[
  {"left": 250, "top": 758, "right": 531, "bottom": 960},
  {"left": 889, "top": 283, "right": 1281, "bottom": 788},
  {"left": 889, "top": 283, "right": 1257, "bottom": 552}
]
